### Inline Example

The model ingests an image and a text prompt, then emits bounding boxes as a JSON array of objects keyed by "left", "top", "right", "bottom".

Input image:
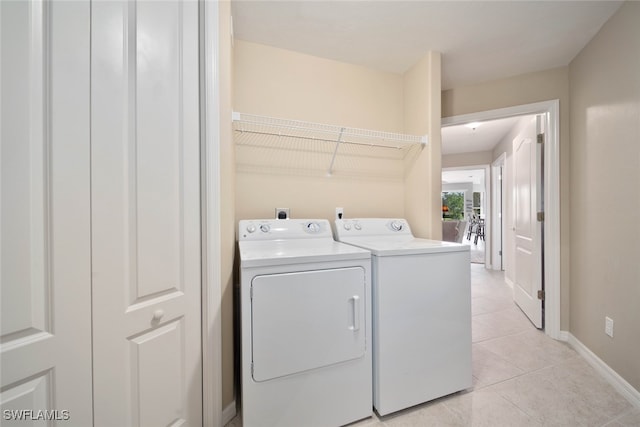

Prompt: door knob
[{"left": 152, "top": 309, "right": 164, "bottom": 321}]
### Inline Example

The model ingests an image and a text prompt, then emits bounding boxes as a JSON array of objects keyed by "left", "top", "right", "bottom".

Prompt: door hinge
[
  {"left": 250, "top": 286, "right": 253, "bottom": 300},
  {"left": 499, "top": 250, "right": 502, "bottom": 256},
  {"left": 537, "top": 211, "right": 545, "bottom": 222},
  {"left": 537, "top": 133, "right": 544, "bottom": 144},
  {"left": 251, "top": 362, "right": 254, "bottom": 376},
  {"left": 537, "top": 290, "right": 545, "bottom": 300}
]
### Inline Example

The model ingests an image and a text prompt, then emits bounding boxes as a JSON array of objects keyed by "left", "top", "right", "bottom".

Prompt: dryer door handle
[{"left": 349, "top": 295, "right": 361, "bottom": 332}]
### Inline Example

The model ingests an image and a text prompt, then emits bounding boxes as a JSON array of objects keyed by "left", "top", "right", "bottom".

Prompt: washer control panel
[
  {"left": 334, "top": 218, "right": 412, "bottom": 238},
  {"left": 239, "top": 219, "right": 331, "bottom": 240}
]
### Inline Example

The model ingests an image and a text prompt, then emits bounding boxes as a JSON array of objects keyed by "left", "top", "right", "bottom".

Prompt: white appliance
[
  {"left": 238, "top": 219, "right": 372, "bottom": 427},
  {"left": 334, "top": 218, "right": 472, "bottom": 416}
]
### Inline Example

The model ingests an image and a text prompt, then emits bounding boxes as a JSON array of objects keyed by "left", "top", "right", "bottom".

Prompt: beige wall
[
  {"left": 233, "top": 41, "right": 439, "bottom": 227},
  {"left": 234, "top": 41, "right": 404, "bottom": 131},
  {"left": 233, "top": 40, "right": 408, "bottom": 222},
  {"left": 442, "top": 67, "right": 570, "bottom": 119},
  {"left": 219, "top": 1, "right": 236, "bottom": 409},
  {"left": 442, "top": 67, "right": 571, "bottom": 330},
  {"left": 442, "top": 151, "right": 493, "bottom": 169},
  {"left": 403, "top": 52, "right": 442, "bottom": 239},
  {"left": 569, "top": 1, "right": 640, "bottom": 391}
]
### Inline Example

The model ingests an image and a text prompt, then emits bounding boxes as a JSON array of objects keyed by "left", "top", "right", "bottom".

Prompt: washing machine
[
  {"left": 238, "top": 219, "right": 372, "bottom": 427},
  {"left": 334, "top": 218, "right": 472, "bottom": 416}
]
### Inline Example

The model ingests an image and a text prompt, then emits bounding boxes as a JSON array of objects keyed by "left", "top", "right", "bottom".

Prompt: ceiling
[
  {"left": 231, "top": 1, "right": 622, "bottom": 90},
  {"left": 231, "top": 1, "right": 622, "bottom": 155},
  {"left": 441, "top": 115, "right": 526, "bottom": 155},
  {"left": 442, "top": 169, "right": 485, "bottom": 186}
]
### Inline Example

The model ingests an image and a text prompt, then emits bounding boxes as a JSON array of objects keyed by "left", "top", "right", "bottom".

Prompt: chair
[
  {"left": 442, "top": 221, "right": 459, "bottom": 242},
  {"left": 474, "top": 218, "right": 485, "bottom": 244},
  {"left": 455, "top": 220, "right": 467, "bottom": 243},
  {"left": 442, "top": 220, "right": 467, "bottom": 243},
  {"left": 466, "top": 214, "right": 478, "bottom": 240}
]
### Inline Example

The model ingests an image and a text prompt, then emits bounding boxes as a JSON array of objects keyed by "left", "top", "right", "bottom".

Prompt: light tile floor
[
  {"left": 226, "top": 264, "right": 639, "bottom": 427},
  {"left": 463, "top": 232, "right": 485, "bottom": 264}
]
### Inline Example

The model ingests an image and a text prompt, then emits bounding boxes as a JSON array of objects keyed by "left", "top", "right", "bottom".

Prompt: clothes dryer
[
  {"left": 238, "top": 219, "right": 372, "bottom": 427},
  {"left": 334, "top": 218, "right": 471, "bottom": 416}
]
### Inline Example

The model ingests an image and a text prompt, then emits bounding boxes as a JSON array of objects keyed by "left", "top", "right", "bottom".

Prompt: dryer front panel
[{"left": 251, "top": 267, "right": 366, "bottom": 382}]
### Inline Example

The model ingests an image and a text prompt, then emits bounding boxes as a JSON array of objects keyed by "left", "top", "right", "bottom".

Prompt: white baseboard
[
  {"left": 222, "top": 400, "right": 237, "bottom": 426},
  {"left": 557, "top": 330, "right": 570, "bottom": 342},
  {"left": 563, "top": 332, "right": 640, "bottom": 409},
  {"left": 504, "top": 276, "right": 514, "bottom": 289}
]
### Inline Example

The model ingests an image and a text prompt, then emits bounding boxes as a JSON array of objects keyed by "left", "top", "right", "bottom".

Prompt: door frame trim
[
  {"left": 201, "top": 0, "right": 222, "bottom": 425},
  {"left": 491, "top": 152, "right": 507, "bottom": 272},
  {"left": 442, "top": 99, "right": 560, "bottom": 339}
]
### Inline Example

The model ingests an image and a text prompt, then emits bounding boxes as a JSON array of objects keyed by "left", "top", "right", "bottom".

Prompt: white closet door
[
  {"left": 91, "top": 1, "right": 202, "bottom": 426},
  {"left": 0, "top": 1, "right": 93, "bottom": 424}
]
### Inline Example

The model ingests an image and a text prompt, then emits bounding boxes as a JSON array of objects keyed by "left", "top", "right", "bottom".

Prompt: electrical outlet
[
  {"left": 275, "top": 208, "right": 289, "bottom": 220},
  {"left": 336, "top": 207, "right": 344, "bottom": 220},
  {"left": 605, "top": 316, "right": 614, "bottom": 338}
]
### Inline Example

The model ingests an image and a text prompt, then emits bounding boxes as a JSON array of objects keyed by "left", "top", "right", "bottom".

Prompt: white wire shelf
[{"left": 232, "top": 112, "right": 428, "bottom": 176}]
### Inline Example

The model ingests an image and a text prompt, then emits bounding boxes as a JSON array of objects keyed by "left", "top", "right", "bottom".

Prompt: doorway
[
  {"left": 441, "top": 100, "right": 560, "bottom": 339},
  {"left": 442, "top": 167, "right": 489, "bottom": 265}
]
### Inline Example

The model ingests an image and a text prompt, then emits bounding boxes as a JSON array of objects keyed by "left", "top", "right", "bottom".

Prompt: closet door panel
[
  {"left": 0, "top": 1, "right": 92, "bottom": 424},
  {"left": 91, "top": 1, "right": 202, "bottom": 426}
]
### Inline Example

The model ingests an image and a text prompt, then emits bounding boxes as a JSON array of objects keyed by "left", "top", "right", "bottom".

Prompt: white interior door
[
  {"left": 513, "top": 116, "right": 544, "bottom": 328},
  {"left": 1, "top": 1, "right": 93, "bottom": 424},
  {"left": 91, "top": 1, "right": 202, "bottom": 426}
]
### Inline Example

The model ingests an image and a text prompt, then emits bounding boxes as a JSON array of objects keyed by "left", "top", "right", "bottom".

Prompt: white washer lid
[
  {"left": 338, "top": 235, "right": 469, "bottom": 256},
  {"left": 239, "top": 239, "right": 370, "bottom": 268}
]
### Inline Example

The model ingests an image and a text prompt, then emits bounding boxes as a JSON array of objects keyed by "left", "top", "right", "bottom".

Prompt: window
[{"left": 442, "top": 192, "right": 465, "bottom": 220}]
